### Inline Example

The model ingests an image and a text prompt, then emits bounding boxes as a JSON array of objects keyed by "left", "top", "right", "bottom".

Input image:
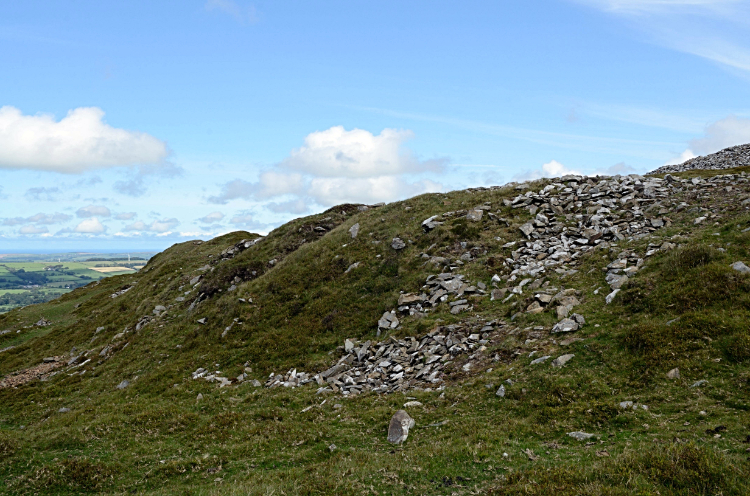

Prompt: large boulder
[{"left": 387, "top": 410, "right": 415, "bottom": 444}]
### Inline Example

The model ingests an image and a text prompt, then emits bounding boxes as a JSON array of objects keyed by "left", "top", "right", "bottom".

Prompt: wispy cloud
[
  {"left": 355, "top": 105, "right": 682, "bottom": 160},
  {"left": 573, "top": 0, "right": 750, "bottom": 77},
  {"left": 205, "top": 0, "right": 258, "bottom": 25}
]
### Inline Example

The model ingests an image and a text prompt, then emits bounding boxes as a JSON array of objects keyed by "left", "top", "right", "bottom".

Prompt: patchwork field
[{"left": 0, "top": 258, "right": 150, "bottom": 313}]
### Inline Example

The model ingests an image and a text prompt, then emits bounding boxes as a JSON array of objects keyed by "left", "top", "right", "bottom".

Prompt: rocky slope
[
  {"left": 651, "top": 143, "right": 750, "bottom": 174},
  {"left": 1, "top": 145, "right": 750, "bottom": 495}
]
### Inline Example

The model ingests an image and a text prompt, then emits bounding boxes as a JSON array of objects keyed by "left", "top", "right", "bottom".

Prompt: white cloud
[
  {"left": 113, "top": 162, "right": 183, "bottom": 197},
  {"left": 115, "top": 212, "right": 136, "bottom": 220},
  {"left": 0, "top": 106, "right": 169, "bottom": 173},
  {"left": 513, "top": 160, "right": 584, "bottom": 182},
  {"left": 308, "top": 177, "right": 444, "bottom": 206},
  {"left": 690, "top": 115, "right": 750, "bottom": 154},
  {"left": 124, "top": 218, "right": 179, "bottom": 233},
  {"left": 24, "top": 187, "right": 62, "bottom": 201},
  {"left": 229, "top": 212, "right": 256, "bottom": 226},
  {"left": 3, "top": 212, "right": 71, "bottom": 226},
  {"left": 198, "top": 211, "right": 225, "bottom": 223},
  {"left": 77, "top": 205, "right": 111, "bottom": 218},
  {"left": 74, "top": 217, "right": 106, "bottom": 234},
  {"left": 575, "top": 0, "right": 739, "bottom": 15},
  {"left": 19, "top": 225, "right": 48, "bottom": 235},
  {"left": 266, "top": 199, "right": 309, "bottom": 214},
  {"left": 208, "top": 172, "right": 305, "bottom": 204},
  {"left": 666, "top": 115, "right": 750, "bottom": 164},
  {"left": 664, "top": 149, "right": 697, "bottom": 165},
  {"left": 209, "top": 126, "right": 448, "bottom": 207},
  {"left": 205, "top": 0, "right": 258, "bottom": 24},
  {"left": 283, "top": 126, "right": 442, "bottom": 178}
]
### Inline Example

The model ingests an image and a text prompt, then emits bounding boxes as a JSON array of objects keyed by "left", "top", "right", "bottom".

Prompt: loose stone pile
[
  {"left": 651, "top": 143, "right": 750, "bottom": 174},
  {"left": 265, "top": 321, "right": 505, "bottom": 394},
  {"left": 376, "top": 274, "right": 489, "bottom": 333},
  {"left": 219, "top": 237, "right": 264, "bottom": 261},
  {"left": 500, "top": 174, "right": 672, "bottom": 279}
]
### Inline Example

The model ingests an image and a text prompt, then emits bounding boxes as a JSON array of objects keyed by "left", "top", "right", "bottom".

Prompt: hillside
[{"left": 1, "top": 149, "right": 750, "bottom": 495}]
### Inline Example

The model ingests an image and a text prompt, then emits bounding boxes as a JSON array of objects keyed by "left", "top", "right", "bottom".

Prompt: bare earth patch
[{"left": 0, "top": 358, "right": 64, "bottom": 389}]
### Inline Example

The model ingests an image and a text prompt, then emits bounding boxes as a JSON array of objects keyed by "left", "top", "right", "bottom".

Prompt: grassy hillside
[{"left": 1, "top": 169, "right": 749, "bottom": 495}]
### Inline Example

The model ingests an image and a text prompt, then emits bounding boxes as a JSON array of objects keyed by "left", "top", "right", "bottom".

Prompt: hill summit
[{"left": 2, "top": 146, "right": 750, "bottom": 495}]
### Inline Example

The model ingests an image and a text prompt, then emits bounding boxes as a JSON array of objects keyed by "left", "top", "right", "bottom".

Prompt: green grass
[{"left": 0, "top": 173, "right": 749, "bottom": 494}]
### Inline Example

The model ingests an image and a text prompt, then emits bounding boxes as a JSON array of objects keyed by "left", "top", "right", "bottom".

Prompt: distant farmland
[{"left": 0, "top": 259, "right": 149, "bottom": 312}]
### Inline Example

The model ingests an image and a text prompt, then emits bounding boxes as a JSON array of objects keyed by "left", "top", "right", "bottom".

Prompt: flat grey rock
[
  {"left": 116, "top": 380, "right": 130, "bottom": 390},
  {"left": 551, "top": 354, "right": 574, "bottom": 368},
  {"left": 530, "top": 355, "right": 551, "bottom": 365},
  {"left": 731, "top": 261, "right": 750, "bottom": 274},
  {"left": 552, "top": 318, "right": 578, "bottom": 333},
  {"left": 568, "top": 431, "right": 594, "bottom": 441}
]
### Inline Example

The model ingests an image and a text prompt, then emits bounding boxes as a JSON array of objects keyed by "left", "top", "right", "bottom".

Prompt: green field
[{"left": 0, "top": 260, "right": 146, "bottom": 313}]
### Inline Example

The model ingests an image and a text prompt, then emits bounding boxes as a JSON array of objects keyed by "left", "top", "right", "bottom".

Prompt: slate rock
[
  {"left": 519, "top": 223, "right": 534, "bottom": 238},
  {"left": 391, "top": 238, "right": 406, "bottom": 250},
  {"left": 387, "top": 410, "right": 416, "bottom": 444},
  {"left": 568, "top": 431, "right": 594, "bottom": 441},
  {"left": 466, "top": 209, "right": 483, "bottom": 221},
  {"left": 116, "top": 380, "right": 130, "bottom": 390},
  {"left": 551, "top": 354, "right": 575, "bottom": 368},
  {"left": 349, "top": 223, "right": 360, "bottom": 239},
  {"left": 605, "top": 289, "right": 620, "bottom": 304},
  {"left": 345, "top": 262, "right": 360, "bottom": 273},
  {"left": 731, "top": 261, "right": 750, "bottom": 274},
  {"left": 530, "top": 355, "right": 551, "bottom": 365},
  {"left": 552, "top": 318, "right": 579, "bottom": 333},
  {"left": 496, "top": 385, "right": 506, "bottom": 397},
  {"left": 58, "top": 407, "right": 71, "bottom": 413},
  {"left": 421, "top": 215, "right": 443, "bottom": 231}
]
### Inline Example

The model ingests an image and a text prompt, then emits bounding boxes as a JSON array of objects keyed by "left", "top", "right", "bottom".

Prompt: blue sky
[{"left": 1, "top": 0, "right": 750, "bottom": 251}]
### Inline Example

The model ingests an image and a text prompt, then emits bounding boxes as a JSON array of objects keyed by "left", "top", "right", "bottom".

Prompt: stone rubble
[
  {"left": 651, "top": 143, "right": 750, "bottom": 174},
  {"left": 265, "top": 320, "right": 506, "bottom": 394},
  {"left": 218, "top": 237, "right": 264, "bottom": 261}
]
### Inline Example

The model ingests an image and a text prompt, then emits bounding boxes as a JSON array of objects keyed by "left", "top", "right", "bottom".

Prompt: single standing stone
[
  {"left": 349, "top": 223, "right": 360, "bottom": 239},
  {"left": 388, "top": 410, "right": 415, "bottom": 444}
]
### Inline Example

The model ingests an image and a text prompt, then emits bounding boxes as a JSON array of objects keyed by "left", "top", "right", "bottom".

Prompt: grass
[{"left": 0, "top": 171, "right": 749, "bottom": 494}]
